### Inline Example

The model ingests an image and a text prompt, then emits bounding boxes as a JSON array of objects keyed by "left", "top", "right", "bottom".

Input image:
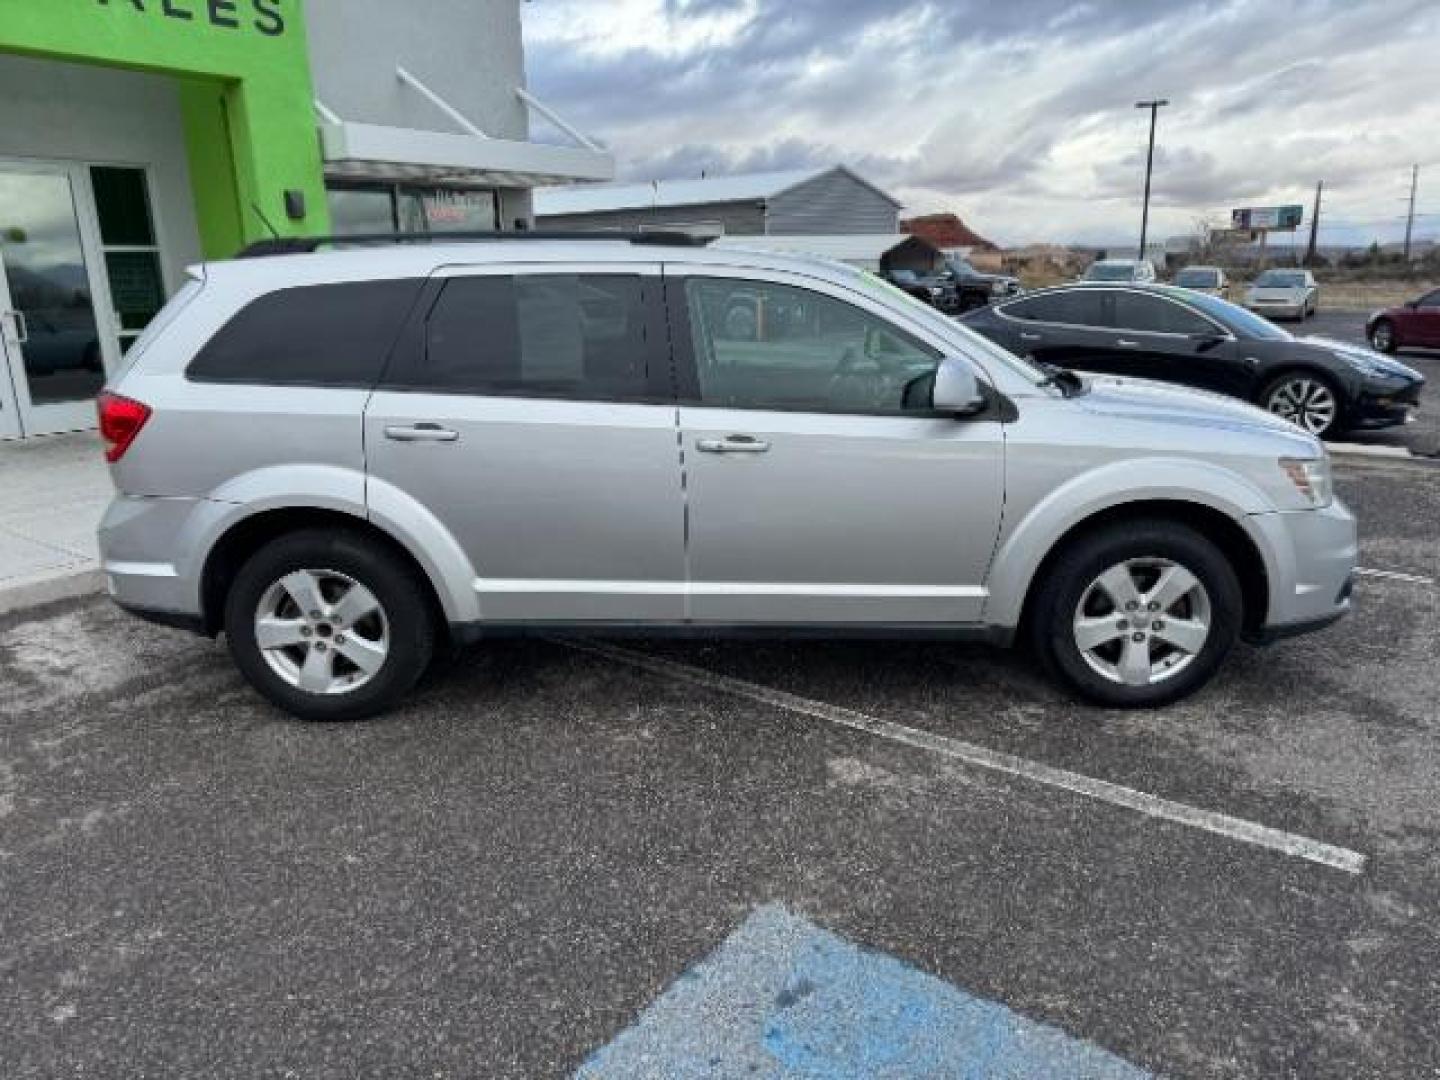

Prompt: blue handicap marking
[{"left": 577, "top": 905, "right": 1152, "bottom": 1079}]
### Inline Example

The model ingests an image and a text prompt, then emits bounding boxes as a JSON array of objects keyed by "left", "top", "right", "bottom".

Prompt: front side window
[
  {"left": 1416, "top": 289, "right": 1440, "bottom": 309},
  {"left": 418, "top": 274, "right": 651, "bottom": 400},
  {"left": 1113, "top": 292, "right": 1215, "bottom": 335},
  {"left": 684, "top": 278, "right": 940, "bottom": 413}
]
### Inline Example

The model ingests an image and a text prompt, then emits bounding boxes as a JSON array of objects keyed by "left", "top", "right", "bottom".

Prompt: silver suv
[{"left": 97, "top": 235, "right": 1357, "bottom": 721}]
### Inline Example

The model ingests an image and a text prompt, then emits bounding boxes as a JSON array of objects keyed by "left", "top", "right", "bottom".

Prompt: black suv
[
  {"left": 943, "top": 256, "right": 1023, "bottom": 311},
  {"left": 884, "top": 268, "right": 960, "bottom": 313}
]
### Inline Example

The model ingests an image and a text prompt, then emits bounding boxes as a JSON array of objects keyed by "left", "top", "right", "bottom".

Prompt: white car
[
  {"left": 1245, "top": 269, "right": 1318, "bottom": 321},
  {"left": 1172, "top": 265, "right": 1230, "bottom": 299},
  {"left": 1080, "top": 258, "right": 1157, "bottom": 284}
]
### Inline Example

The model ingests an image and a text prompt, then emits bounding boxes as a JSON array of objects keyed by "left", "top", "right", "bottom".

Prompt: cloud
[{"left": 524, "top": 0, "right": 1440, "bottom": 246}]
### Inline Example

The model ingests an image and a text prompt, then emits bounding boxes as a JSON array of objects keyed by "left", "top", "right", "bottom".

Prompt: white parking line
[
  {"left": 562, "top": 640, "right": 1367, "bottom": 876},
  {"left": 1355, "top": 567, "right": 1436, "bottom": 586}
]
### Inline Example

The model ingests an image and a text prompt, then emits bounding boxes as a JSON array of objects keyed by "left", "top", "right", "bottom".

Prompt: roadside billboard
[{"left": 1231, "top": 205, "right": 1304, "bottom": 231}]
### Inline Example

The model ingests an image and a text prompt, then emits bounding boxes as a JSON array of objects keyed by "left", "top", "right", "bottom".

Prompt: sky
[{"left": 521, "top": 0, "right": 1440, "bottom": 249}]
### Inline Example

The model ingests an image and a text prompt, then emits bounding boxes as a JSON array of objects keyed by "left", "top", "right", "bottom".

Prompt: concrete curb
[
  {"left": 0, "top": 568, "right": 105, "bottom": 618},
  {"left": 1327, "top": 442, "right": 1416, "bottom": 460}
]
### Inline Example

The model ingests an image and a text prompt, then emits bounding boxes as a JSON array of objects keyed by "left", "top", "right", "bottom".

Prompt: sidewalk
[{"left": 0, "top": 432, "right": 112, "bottom": 614}]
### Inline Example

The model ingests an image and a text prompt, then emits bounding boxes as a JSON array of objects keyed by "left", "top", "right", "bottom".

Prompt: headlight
[
  {"left": 1337, "top": 350, "right": 1393, "bottom": 378},
  {"left": 990, "top": 281, "right": 1007, "bottom": 295},
  {"left": 1280, "top": 456, "right": 1333, "bottom": 509}
]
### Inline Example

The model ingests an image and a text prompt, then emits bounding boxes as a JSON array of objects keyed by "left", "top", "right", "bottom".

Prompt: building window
[
  {"left": 90, "top": 166, "right": 165, "bottom": 354},
  {"left": 326, "top": 183, "right": 500, "bottom": 235}
]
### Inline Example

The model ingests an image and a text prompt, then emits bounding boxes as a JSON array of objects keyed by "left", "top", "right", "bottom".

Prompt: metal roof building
[{"left": 533, "top": 166, "right": 903, "bottom": 236}]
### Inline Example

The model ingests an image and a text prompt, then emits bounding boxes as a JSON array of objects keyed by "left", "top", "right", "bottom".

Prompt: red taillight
[{"left": 97, "top": 392, "right": 152, "bottom": 463}]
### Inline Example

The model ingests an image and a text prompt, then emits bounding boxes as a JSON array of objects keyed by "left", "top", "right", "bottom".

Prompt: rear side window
[
  {"left": 411, "top": 274, "right": 653, "bottom": 400},
  {"left": 188, "top": 280, "right": 422, "bottom": 386},
  {"left": 1005, "top": 290, "right": 1110, "bottom": 328}
]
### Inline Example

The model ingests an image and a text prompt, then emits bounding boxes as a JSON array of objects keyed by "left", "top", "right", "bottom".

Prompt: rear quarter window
[{"left": 187, "top": 279, "right": 423, "bottom": 386}]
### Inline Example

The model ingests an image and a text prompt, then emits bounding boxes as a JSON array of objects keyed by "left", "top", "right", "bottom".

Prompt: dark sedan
[{"left": 961, "top": 283, "right": 1425, "bottom": 439}]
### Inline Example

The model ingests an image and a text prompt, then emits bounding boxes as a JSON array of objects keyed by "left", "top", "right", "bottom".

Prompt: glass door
[{"left": 0, "top": 160, "right": 117, "bottom": 438}]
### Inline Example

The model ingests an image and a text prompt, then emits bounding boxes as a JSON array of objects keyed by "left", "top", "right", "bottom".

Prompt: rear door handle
[
  {"left": 2, "top": 310, "right": 26, "bottom": 344},
  {"left": 384, "top": 423, "right": 459, "bottom": 443},
  {"left": 697, "top": 435, "right": 770, "bottom": 454},
  {"left": 1116, "top": 338, "right": 1141, "bottom": 348},
  {"left": 1019, "top": 331, "right": 1043, "bottom": 341}
]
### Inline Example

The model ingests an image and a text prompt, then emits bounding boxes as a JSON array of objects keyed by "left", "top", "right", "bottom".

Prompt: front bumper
[
  {"left": 1247, "top": 497, "right": 1358, "bottom": 642},
  {"left": 1349, "top": 378, "right": 1424, "bottom": 430},
  {"left": 1247, "top": 300, "right": 1306, "bottom": 319}
]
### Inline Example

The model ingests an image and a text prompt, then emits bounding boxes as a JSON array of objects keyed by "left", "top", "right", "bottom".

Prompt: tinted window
[
  {"left": 1417, "top": 290, "right": 1440, "bottom": 309},
  {"left": 416, "top": 274, "right": 651, "bottom": 399},
  {"left": 1007, "top": 289, "right": 1110, "bottom": 327},
  {"left": 1113, "top": 292, "right": 1215, "bottom": 335},
  {"left": 189, "top": 280, "right": 422, "bottom": 386},
  {"left": 684, "top": 278, "right": 939, "bottom": 413},
  {"left": 1175, "top": 269, "right": 1219, "bottom": 287}
]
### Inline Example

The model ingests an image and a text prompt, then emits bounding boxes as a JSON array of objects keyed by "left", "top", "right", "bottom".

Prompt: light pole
[{"left": 1135, "top": 98, "right": 1169, "bottom": 261}]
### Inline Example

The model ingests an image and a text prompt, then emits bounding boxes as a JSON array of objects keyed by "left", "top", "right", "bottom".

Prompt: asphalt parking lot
[
  {"left": 2, "top": 457, "right": 1438, "bottom": 1078},
  {"left": 1300, "top": 309, "right": 1439, "bottom": 456}
]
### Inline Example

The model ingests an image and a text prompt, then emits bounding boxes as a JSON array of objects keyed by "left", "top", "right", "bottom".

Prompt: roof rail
[{"left": 236, "top": 230, "right": 715, "bottom": 258}]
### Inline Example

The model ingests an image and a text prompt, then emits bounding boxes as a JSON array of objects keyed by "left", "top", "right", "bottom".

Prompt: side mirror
[{"left": 932, "top": 356, "right": 987, "bottom": 416}]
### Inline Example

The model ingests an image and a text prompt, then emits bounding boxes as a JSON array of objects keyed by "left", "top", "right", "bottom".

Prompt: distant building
[
  {"left": 533, "top": 166, "right": 902, "bottom": 236},
  {"left": 901, "top": 213, "right": 998, "bottom": 252}
]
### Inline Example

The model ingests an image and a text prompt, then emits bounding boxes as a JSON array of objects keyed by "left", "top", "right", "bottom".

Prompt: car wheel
[
  {"left": 1369, "top": 319, "right": 1397, "bottom": 353},
  {"left": 1029, "top": 521, "right": 1242, "bottom": 708},
  {"left": 1261, "top": 372, "right": 1342, "bottom": 438},
  {"left": 224, "top": 529, "right": 436, "bottom": 721}
]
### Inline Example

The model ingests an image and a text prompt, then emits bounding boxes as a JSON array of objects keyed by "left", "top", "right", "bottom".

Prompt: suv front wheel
[
  {"left": 1030, "top": 521, "right": 1243, "bottom": 708},
  {"left": 224, "top": 529, "right": 436, "bottom": 721}
]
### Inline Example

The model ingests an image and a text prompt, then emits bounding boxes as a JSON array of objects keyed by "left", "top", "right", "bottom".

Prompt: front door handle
[
  {"left": 1019, "top": 331, "right": 1042, "bottom": 341},
  {"left": 697, "top": 435, "right": 770, "bottom": 454},
  {"left": 384, "top": 423, "right": 459, "bottom": 443},
  {"left": 1116, "top": 338, "right": 1141, "bottom": 348}
]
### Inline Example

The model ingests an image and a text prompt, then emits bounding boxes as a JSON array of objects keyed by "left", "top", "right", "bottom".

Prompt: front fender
[{"left": 983, "top": 457, "right": 1280, "bottom": 629}]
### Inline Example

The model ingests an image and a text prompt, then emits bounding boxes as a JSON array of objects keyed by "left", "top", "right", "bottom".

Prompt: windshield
[
  {"left": 1175, "top": 269, "right": 1219, "bottom": 287},
  {"left": 1254, "top": 270, "right": 1306, "bottom": 288},
  {"left": 1177, "top": 289, "right": 1292, "bottom": 340},
  {"left": 850, "top": 266, "right": 1050, "bottom": 384},
  {"left": 1083, "top": 263, "right": 1138, "bottom": 281},
  {"left": 946, "top": 258, "right": 978, "bottom": 277}
]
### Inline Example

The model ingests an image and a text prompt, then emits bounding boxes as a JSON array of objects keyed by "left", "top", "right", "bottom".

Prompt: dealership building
[{"left": 0, "top": 0, "right": 611, "bottom": 440}]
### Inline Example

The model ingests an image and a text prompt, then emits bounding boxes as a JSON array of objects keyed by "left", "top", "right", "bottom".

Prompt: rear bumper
[
  {"left": 1247, "top": 498, "right": 1358, "bottom": 642},
  {"left": 97, "top": 494, "right": 211, "bottom": 627}
]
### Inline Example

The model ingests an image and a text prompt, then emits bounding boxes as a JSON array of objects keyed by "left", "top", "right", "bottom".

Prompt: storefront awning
[
  {"left": 317, "top": 75, "right": 615, "bottom": 189},
  {"left": 320, "top": 122, "right": 614, "bottom": 187}
]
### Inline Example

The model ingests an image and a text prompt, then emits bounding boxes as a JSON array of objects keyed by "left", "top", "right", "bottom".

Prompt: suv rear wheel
[
  {"left": 224, "top": 529, "right": 436, "bottom": 721},
  {"left": 1029, "top": 521, "right": 1243, "bottom": 708}
]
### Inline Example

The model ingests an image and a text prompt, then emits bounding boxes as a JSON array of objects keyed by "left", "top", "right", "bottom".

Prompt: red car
[{"left": 1368, "top": 288, "right": 1440, "bottom": 352}]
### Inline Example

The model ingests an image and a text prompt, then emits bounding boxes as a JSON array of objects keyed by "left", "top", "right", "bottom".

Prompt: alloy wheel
[
  {"left": 1266, "top": 377, "right": 1337, "bottom": 436},
  {"left": 254, "top": 568, "right": 390, "bottom": 695},
  {"left": 1370, "top": 324, "right": 1394, "bottom": 352},
  {"left": 1072, "top": 558, "right": 1212, "bottom": 687}
]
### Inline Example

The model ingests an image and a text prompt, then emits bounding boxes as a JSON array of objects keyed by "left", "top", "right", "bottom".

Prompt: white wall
[
  {"left": 305, "top": 0, "right": 528, "bottom": 142},
  {"left": 0, "top": 53, "right": 203, "bottom": 295}
]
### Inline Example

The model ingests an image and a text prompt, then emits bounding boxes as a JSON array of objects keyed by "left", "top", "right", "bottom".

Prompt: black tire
[
  {"left": 1369, "top": 319, "right": 1397, "bottom": 353},
  {"left": 224, "top": 528, "right": 436, "bottom": 721},
  {"left": 1028, "top": 520, "right": 1243, "bottom": 709},
  {"left": 1258, "top": 370, "right": 1344, "bottom": 439}
]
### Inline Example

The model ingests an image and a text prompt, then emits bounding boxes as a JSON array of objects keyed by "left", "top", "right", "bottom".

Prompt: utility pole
[
  {"left": 1403, "top": 164, "right": 1419, "bottom": 262},
  {"left": 1135, "top": 98, "right": 1169, "bottom": 262},
  {"left": 1304, "top": 180, "right": 1322, "bottom": 266}
]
